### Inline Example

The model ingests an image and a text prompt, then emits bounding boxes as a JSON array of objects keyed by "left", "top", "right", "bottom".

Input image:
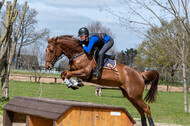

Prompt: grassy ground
[{"left": 0, "top": 80, "right": 190, "bottom": 125}]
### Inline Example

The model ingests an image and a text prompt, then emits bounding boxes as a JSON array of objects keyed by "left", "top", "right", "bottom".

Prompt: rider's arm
[
  {"left": 83, "top": 36, "right": 98, "bottom": 53},
  {"left": 104, "top": 35, "right": 110, "bottom": 43}
]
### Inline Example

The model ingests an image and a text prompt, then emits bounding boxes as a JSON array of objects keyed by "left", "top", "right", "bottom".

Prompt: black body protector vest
[{"left": 89, "top": 33, "right": 107, "bottom": 48}]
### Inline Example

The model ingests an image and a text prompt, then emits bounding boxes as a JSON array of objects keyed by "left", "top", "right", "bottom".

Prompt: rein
[{"left": 69, "top": 52, "right": 85, "bottom": 63}]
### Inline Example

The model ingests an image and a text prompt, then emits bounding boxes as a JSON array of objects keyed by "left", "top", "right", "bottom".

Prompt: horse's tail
[{"left": 142, "top": 70, "right": 159, "bottom": 103}]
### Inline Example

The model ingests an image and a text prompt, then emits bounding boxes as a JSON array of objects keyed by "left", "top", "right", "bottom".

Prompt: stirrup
[
  {"left": 92, "top": 66, "right": 99, "bottom": 77},
  {"left": 97, "top": 71, "right": 102, "bottom": 79}
]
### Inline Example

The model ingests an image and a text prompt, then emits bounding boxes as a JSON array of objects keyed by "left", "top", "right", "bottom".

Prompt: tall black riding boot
[
  {"left": 97, "top": 65, "right": 102, "bottom": 79},
  {"left": 97, "top": 56, "right": 104, "bottom": 79},
  {"left": 93, "top": 56, "right": 103, "bottom": 79},
  {"left": 92, "top": 65, "right": 98, "bottom": 77}
]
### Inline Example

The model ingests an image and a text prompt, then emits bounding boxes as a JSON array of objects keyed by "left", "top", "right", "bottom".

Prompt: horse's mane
[{"left": 51, "top": 35, "right": 79, "bottom": 43}]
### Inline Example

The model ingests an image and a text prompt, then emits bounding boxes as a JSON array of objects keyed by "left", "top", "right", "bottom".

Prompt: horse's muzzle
[{"left": 45, "top": 62, "right": 52, "bottom": 70}]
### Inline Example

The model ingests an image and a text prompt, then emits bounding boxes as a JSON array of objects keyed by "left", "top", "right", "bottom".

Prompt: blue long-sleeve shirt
[{"left": 83, "top": 35, "right": 110, "bottom": 53}]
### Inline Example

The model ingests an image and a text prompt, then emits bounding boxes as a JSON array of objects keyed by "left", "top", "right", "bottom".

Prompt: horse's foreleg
[
  {"left": 61, "top": 70, "right": 69, "bottom": 80},
  {"left": 60, "top": 69, "right": 86, "bottom": 89},
  {"left": 65, "top": 69, "right": 86, "bottom": 79}
]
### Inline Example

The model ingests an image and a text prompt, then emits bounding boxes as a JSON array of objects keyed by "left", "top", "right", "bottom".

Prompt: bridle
[
  {"left": 46, "top": 43, "right": 58, "bottom": 65},
  {"left": 46, "top": 41, "right": 84, "bottom": 66}
]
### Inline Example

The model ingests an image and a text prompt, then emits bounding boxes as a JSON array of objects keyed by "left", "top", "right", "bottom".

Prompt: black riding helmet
[{"left": 78, "top": 27, "right": 89, "bottom": 37}]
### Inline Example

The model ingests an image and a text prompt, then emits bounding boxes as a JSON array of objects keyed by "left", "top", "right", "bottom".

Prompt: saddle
[
  {"left": 86, "top": 49, "right": 116, "bottom": 82},
  {"left": 93, "top": 48, "right": 116, "bottom": 69}
]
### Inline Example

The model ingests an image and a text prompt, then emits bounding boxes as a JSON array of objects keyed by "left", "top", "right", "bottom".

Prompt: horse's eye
[{"left": 50, "top": 50, "right": 53, "bottom": 53}]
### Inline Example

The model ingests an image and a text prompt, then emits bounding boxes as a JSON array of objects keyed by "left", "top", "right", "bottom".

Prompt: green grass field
[
  {"left": 0, "top": 80, "right": 190, "bottom": 125},
  {"left": 10, "top": 70, "right": 61, "bottom": 77}
]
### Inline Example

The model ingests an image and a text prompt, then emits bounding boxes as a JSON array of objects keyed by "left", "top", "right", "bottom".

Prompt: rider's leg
[{"left": 97, "top": 38, "right": 114, "bottom": 78}]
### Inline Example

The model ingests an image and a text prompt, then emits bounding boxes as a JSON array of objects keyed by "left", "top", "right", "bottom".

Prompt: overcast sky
[{"left": 5, "top": 0, "right": 143, "bottom": 51}]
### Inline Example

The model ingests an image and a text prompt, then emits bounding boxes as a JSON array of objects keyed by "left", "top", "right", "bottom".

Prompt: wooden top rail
[{"left": 96, "top": 86, "right": 120, "bottom": 90}]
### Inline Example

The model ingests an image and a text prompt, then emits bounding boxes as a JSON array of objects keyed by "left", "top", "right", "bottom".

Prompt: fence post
[
  {"left": 95, "top": 86, "right": 102, "bottom": 96},
  {"left": 30, "top": 76, "right": 31, "bottom": 82},
  {"left": 99, "top": 88, "right": 102, "bottom": 96},
  {"left": 38, "top": 77, "right": 41, "bottom": 82},
  {"left": 95, "top": 86, "right": 99, "bottom": 96},
  {"left": 35, "top": 77, "right": 37, "bottom": 82},
  {"left": 54, "top": 78, "right": 57, "bottom": 83}
]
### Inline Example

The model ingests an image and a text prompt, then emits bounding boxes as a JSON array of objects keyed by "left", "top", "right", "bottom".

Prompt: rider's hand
[{"left": 79, "top": 41, "right": 84, "bottom": 46}]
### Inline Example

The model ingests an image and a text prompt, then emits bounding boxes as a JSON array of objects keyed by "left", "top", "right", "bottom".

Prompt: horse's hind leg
[
  {"left": 120, "top": 87, "right": 148, "bottom": 126},
  {"left": 135, "top": 98, "right": 155, "bottom": 126}
]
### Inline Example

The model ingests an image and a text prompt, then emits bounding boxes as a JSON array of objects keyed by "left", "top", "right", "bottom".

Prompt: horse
[{"left": 45, "top": 35, "right": 159, "bottom": 126}]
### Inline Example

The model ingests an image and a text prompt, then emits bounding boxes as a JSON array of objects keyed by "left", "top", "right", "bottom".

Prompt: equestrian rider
[{"left": 78, "top": 27, "right": 114, "bottom": 79}]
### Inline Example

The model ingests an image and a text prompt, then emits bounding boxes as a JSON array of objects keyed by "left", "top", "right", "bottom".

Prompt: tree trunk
[
  {"left": 182, "top": 34, "right": 188, "bottom": 112},
  {"left": 189, "top": 98, "right": 190, "bottom": 113},
  {"left": 1, "top": 71, "right": 9, "bottom": 100},
  {"left": 182, "top": 61, "right": 187, "bottom": 112},
  {"left": 1, "top": 54, "right": 9, "bottom": 100},
  {"left": 0, "top": 1, "right": 27, "bottom": 100},
  {"left": 16, "top": 43, "right": 22, "bottom": 69}
]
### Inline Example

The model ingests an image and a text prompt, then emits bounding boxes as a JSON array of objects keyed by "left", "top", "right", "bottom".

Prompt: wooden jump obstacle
[{"left": 3, "top": 96, "right": 135, "bottom": 126}]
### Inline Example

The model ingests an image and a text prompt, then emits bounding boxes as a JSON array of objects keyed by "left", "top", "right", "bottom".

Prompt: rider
[{"left": 78, "top": 27, "right": 114, "bottom": 79}]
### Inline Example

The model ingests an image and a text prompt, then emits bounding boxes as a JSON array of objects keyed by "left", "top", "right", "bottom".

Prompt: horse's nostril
[{"left": 47, "top": 66, "right": 51, "bottom": 70}]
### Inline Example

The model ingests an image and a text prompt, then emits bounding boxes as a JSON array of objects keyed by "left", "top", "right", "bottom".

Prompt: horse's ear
[
  {"left": 47, "top": 36, "right": 50, "bottom": 42},
  {"left": 54, "top": 36, "right": 58, "bottom": 43}
]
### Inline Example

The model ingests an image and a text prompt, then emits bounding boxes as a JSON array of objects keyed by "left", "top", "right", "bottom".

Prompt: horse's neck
[{"left": 59, "top": 41, "right": 83, "bottom": 59}]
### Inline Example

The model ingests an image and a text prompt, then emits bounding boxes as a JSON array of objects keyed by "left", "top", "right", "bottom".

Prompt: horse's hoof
[
  {"left": 77, "top": 82, "right": 84, "bottom": 87},
  {"left": 71, "top": 87, "right": 79, "bottom": 90}
]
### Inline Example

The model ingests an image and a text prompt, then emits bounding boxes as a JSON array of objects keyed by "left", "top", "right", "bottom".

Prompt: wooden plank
[
  {"left": 3, "top": 104, "right": 66, "bottom": 120},
  {"left": 96, "top": 86, "right": 120, "bottom": 89},
  {"left": 3, "top": 110, "right": 14, "bottom": 126},
  {"left": 7, "top": 97, "right": 69, "bottom": 113},
  {"left": 5, "top": 96, "right": 127, "bottom": 110},
  {"left": 28, "top": 115, "right": 53, "bottom": 126},
  {"left": 26, "top": 115, "right": 29, "bottom": 126},
  {"left": 56, "top": 107, "right": 134, "bottom": 126},
  {"left": 13, "top": 112, "right": 26, "bottom": 123},
  {"left": 53, "top": 120, "right": 56, "bottom": 126}
]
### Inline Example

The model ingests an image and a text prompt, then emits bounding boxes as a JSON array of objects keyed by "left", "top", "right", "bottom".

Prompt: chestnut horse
[{"left": 45, "top": 35, "right": 159, "bottom": 126}]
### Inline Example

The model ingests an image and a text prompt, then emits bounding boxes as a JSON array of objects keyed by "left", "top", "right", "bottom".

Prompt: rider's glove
[{"left": 79, "top": 41, "right": 84, "bottom": 46}]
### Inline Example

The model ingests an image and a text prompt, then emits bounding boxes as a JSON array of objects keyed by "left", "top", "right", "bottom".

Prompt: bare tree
[
  {"left": 87, "top": 21, "right": 115, "bottom": 39},
  {"left": 0, "top": 0, "right": 27, "bottom": 100},
  {"left": 15, "top": 4, "right": 49, "bottom": 69},
  {"left": 105, "top": 0, "right": 190, "bottom": 112}
]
